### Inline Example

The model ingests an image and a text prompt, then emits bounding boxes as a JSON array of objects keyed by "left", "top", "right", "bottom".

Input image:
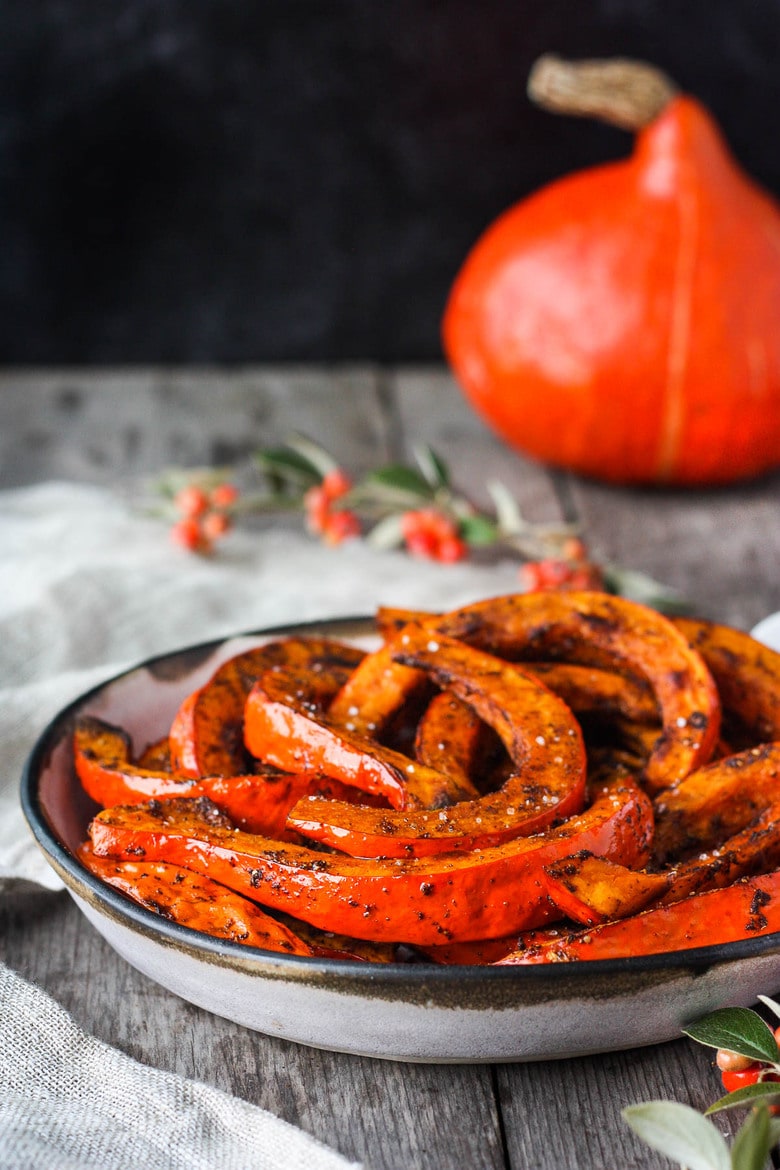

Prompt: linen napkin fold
[
  {"left": 0, "top": 963, "right": 362, "bottom": 1170},
  {"left": 1, "top": 480, "right": 522, "bottom": 889}
]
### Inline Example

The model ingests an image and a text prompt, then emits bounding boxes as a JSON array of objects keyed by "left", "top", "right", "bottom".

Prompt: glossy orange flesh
[
  {"left": 88, "top": 776, "right": 652, "bottom": 945},
  {"left": 287, "top": 630, "right": 587, "bottom": 856}
]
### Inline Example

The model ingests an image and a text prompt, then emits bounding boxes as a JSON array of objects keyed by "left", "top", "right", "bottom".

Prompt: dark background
[{"left": 2, "top": 0, "right": 780, "bottom": 364}]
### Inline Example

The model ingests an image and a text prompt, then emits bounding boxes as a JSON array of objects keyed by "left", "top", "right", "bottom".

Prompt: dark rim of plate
[{"left": 20, "top": 615, "right": 780, "bottom": 987}]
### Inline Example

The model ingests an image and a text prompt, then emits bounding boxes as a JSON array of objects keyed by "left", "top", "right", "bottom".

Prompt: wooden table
[{"left": 2, "top": 367, "right": 780, "bottom": 1169}]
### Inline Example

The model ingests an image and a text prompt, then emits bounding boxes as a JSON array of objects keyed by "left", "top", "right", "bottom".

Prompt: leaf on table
[
  {"left": 603, "top": 565, "right": 691, "bottom": 614},
  {"left": 364, "top": 464, "right": 435, "bottom": 499},
  {"left": 768, "top": 1117, "right": 780, "bottom": 1149},
  {"left": 255, "top": 447, "right": 324, "bottom": 490},
  {"left": 283, "top": 434, "right": 340, "bottom": 477},
  {"left": 622, "top": 1101, "right": 730, "bottom": 1170},
  {"left": 486, "top": 480, "right": 528, "bottom": 536},
  {"left": 458, "top": 514, "right": 499, "bottom": 546}
]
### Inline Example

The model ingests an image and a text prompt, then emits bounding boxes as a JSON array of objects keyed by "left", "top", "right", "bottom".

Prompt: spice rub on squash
[{"left": 72, "top": 590, "right": 780, "bottom": 963}]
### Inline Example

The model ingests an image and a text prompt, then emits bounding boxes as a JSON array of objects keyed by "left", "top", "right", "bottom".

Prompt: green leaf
[
  {"left": 730, "top": 1103, "right": 772, "bottom": 1170},
  {"left": 683, "top": 1007, "right": 779, "bottom": 1064},
  {"left": 602, "top": 565, "right": 691, "bottom": 614},
  {"left": 413, "top": 445, "right": 450, "bottom": 490},
  {"left": 366, "top": 464, "right": 434, "bottom": 498},
  {"left": 346, "top": 483, "right": 431, "bottom": 513},
  {"left": 622, "top": 1102, "right": 730, "bottom": 1170},
  {"left": 255, "top": 447, "right": 323, "bottom": 488},
  {"left": 366, "top": 513, "right": 407, "bottom": 551},
  {"left": 459, "top": 514, "right": 499, "bottom": 546},
  {"left": 706, "top": 1081, "right": 780, "bottom": 1115},
  {"left": 283, "top": 434, "right": 339, "bottom": 477}
]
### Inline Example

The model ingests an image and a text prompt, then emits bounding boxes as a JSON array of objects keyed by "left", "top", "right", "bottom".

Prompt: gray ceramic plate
[{"left": 21, "top": 617, "right": 780, "bottom": 1063}]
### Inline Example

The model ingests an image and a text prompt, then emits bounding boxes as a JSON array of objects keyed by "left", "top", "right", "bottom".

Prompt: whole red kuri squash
[{"left": 443, "top": 56, "right": 780, "bottom": 485}]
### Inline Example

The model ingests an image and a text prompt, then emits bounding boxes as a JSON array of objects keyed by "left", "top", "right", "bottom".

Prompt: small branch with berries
[
  {"left": 151, "top": 435, "right": 687, "bottom": 612},
  {"left": 624, "top": 998, "right": 780, "bottom": 1168}
]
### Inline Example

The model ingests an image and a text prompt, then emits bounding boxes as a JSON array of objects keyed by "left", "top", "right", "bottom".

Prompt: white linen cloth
[
  {"left": 0, "top": 480, "right": 523, "bottom": 1168},
  {"left": 0, "top": 964, "right": 361, "bottom": 1170}
]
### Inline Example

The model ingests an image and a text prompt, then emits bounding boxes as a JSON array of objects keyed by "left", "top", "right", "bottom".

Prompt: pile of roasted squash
[{"left": 74, "top": 591, "right": 780, "bottom": 965}]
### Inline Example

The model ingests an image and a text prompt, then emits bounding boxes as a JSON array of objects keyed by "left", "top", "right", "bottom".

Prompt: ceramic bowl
[{"left": 21, "top": 617, "right": 780, "bottom": 1063}]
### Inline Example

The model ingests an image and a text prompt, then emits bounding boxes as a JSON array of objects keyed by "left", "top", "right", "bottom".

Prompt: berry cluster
[
  {"left": 716, "top": 1033, "right": 780, "bottom": 1107},
  {"left": 304, "top": 469, "right": 361, "bottom": 546},
  {"left": 157, "top": 445, "right": 681, "bottom": 614},
  {"left": 170, "top": 482, "right": 239, "bottom": 554},
  {"left": 400, "top": 508, "right": 468, "bottom": 563},
  {"left": 518, "top": 538, "right": 605, "bottom": 593},
  {"left": 303, "top": 471, "right": 470, "bottom": 564}
]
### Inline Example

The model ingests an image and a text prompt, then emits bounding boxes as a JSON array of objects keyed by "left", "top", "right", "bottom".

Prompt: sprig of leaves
[
  {"left": 624, "top": 1001, "right": 780, "bottom": 1169},
  {"left": 152, "top": 435, "right": 688, "bottom": 611},
  {"left": 256, "top": 435, "right": 564, "bottom": 543},
  {"left": 255, "top": 435, "right": 586, "bottom": 561}
]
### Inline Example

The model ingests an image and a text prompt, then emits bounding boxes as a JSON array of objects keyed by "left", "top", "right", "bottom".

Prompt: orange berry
[
  {"left": 170, "top": 517, "right": 211, "bottom": 554},
  {"left": 568, "top": 564, "right": 605, "bottom": 590},
  {"left": 322, "top": 509, "right": 361, "bottom": 545},
  {"left": 405, "top": 530, "right": 439, "bottom": 559},
  {"left": 202, "top": 510, "right": 232, "bottom": 540},
  {"left": 422, "top": 508, "right": 457, "bottom": 541},
  {"left": 401, "top": 510, "right": 425, "bottom": 539},
  {"left": 304, "top": 485, "right": 330, "bottom": 534},
  {"left": 322, "top": 468, "right": 352, "bottom": 500},
  {"left": 720, "top": 1063, "right": 767, "bottom": 1093},
  {"left": 562, "top": 537, "right": 588, "bottom": 563},
  {"left": 536, "top": 558, "right": 571, "bottom": 587},
  {"left": 519, "top": 562, "right": 545, "bottom": 591},
  {"left": 209, "top": 483, "right": 239, "bottom": 508},
  {"left": 401, "top": 509, "right": 462, "bottom": 560},
  {"left": 716, "top": 1048, "right": 757, "bottom": 1073},
  {"left": 174, "top": 485, "right": 209, "bottom": 518},
  {"left": 436, "top": 536, "right": 467, "bottom": 563}
]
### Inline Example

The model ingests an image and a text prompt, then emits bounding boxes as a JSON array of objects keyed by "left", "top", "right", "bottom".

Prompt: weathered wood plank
[
  {"left": 0, "top": 891, "right": 506, "bottom": 1170},
  {"left": 566, "top": 474, "right": 780, "bottom": 629},
  {"left": 0, "top": 367, "right": 391, "bottom": 488}
]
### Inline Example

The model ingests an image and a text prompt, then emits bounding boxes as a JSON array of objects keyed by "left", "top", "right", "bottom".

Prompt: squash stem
[{"left": 528, "top": 54, "right": 678, "bottom": 131}]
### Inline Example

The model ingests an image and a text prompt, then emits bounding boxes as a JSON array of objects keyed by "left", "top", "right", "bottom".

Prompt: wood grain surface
[{"left": 2, "top": 366, "right": 779, "bottom": 1169}]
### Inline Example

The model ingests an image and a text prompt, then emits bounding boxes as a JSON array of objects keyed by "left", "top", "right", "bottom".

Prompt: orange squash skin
[
  {"left": 169, "top": 638, "right": 365, "bottom": 778},
  {"left": 443, "top": 96, "right": 780, "bottom": 485},
  {"left": 88, "top": 778, "right": 651, "bottom": 945},
  {"left": 73, "top": 714, "right": 386, "bottom": 838},
  {"left": 77, "top": 847, "right": 314, "bottom": 955},
  {"left": 500, "top": 871, "right": 780, "bottom": 963}
]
